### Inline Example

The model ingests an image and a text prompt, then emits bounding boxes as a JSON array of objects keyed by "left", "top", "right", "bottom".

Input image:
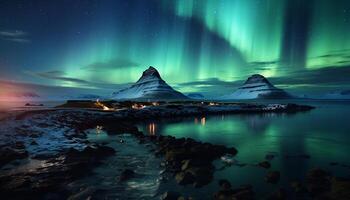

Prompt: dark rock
[
  {"left": 175, "top": 171, "right": 195, "bottom": 185},
  {"left": 119, "top": 169, "right": 135, "bottom": 182},
  {"left": 232, "top": 187, "right": 254, "bottom": 200},
  {"left": 290, "top": 181, "right": 307, "bottom": 193},
  {"left": 181, "top": 159, "right": 211, "bottom": 171},
  {"left": 258, "top": 161, "right": 271, "bottom": 169},
  {"left": 188, "top": 167, "right": 214, "bottom": 187},
  {"left": 214, "top": 184, "right": 254, "bottom": 200},
  {"left": 14, "top": 141, "right": 25, "bottom": 149},
  {"left": 329, "top": 177, "right": 350, "bottom": 199},
  {"left": 67, "top": 187, "right": 96, "bottom": 200},
  {"left": 0, "top": 147, "right": 28, "bottom": 167},
  {"left": 218, "top": 179, "right": 232, "bottom": 190},
  {"left": 265, "top": 171, "right": 280, "bottom": 184},
  {"left": 306, "top": 168, "right": 331, "bottom": 197},
  {"left": 267, "top": 188, "right": 287, "bottom": 200},
  {"left": 160, "top": 191, "right": 181, "bottom": 200}
]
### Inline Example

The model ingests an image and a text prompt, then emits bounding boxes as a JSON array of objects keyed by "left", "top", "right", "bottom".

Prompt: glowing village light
[
  {"left": 132, "top": 103, "right": 146, "bottom": 109},
  {"left": 95, "top": 99, "right": 111, "bottom": 111}
]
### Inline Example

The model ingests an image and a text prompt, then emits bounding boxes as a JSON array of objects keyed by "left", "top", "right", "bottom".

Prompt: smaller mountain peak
[{"left": 244, "top": 74, "right": 271, "bottom": 85}]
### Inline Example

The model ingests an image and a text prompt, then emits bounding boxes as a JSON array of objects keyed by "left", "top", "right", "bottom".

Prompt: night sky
[{"left": 1, "top": 0, "right": 350, "bottom": 98}]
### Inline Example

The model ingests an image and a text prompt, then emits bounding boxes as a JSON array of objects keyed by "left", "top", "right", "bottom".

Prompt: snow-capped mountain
[
  {"left": 111, "top": 66, "right": 188, "bottom": 100},
  {"left": 220, "top": 74, "right": 291, "bottom": 99}
]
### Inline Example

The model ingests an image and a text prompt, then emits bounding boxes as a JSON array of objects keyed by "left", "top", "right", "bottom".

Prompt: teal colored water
[{"left": 138, "top": 100, "right": 350, "bottom": 198}]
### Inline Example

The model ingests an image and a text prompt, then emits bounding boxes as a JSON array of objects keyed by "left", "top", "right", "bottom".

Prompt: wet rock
[
  {"left": 0, "top": 147, "right": 28, "bottom": 167},
  {"left": 160, "top": 191, "right": 181, "bottom": 200},
  {"left": 214, "top": 183, "right": 254, "bottom": 200},
  {"left": 181, "top": 159, "right": 211, "bottom": 171},
  {"left": 290, "top": 181, "right": 307, "bottom": 193},
  {"left": 187, "top": 166, "right": 214, "bottom": 187},
  {"left": 231, "top": 186, "right": 254, "bottom": 200},
  {"left": 175, "top": 171, "right": 195, "bottom": 185},
  {"left": 67, "top": 187, "right": 96, "bottom": 200},
  {"left": 267, "top": 188, "right": 287, "bottom": 200},
  {"left": 258, "top": 161, "right": 271, "bottom": 169},
  {"left": 153, "top": 135, "right": 237, "bottom": 187},
  {"left": 265, "top": 171, "right": 280, "bottom": 184},
  {"left": 306, "top": 168, "right": 331, "bottom": 197},
  {"left": 14, "top": 141, "right": 25, "bottom": 149},
  {"left": 119, "top": 169, "right": 135, "bottom": 182},
  {"left": 219, "top": 179, "right": 232, "bottom": 191},
  {"left": 329, "top": 177, "right": 350, "bottom": 199}
]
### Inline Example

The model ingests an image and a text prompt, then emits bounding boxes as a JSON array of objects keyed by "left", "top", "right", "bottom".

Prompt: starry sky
[{"left": 1, "top": 0, "right": 350, "bottom": 98}]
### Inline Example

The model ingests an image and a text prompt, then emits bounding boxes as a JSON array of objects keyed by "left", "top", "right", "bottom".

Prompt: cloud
[
  {"left": 0, "top": 30, "right": 27, "bottom": 37},
  {"left": 271, "top": 66, "right": 350, "bottom": 87},
  {"left": 81, "top": 58, "right": 139, "bottom": 71},
  {"left": 35, "top": 70, "right": 91, "bottom": 84},
  {"left": 0, "top": 30, "right": 31, "bottom": 43},
  {"left": 26, "top": 70, "right": 130, "bottom": 89}
]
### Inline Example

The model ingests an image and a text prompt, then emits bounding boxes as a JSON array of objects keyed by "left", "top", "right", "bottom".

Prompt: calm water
[{"left": 137, "top": 100, "right": 350, "bottom": 198}]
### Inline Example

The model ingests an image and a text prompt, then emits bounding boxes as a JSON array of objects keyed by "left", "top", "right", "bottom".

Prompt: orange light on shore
[
  {"left": 148, "top": 123, "right": 156, "bottom": 135},
  {"left": 152, "top": 102, "right": 159, "bottom": 106},
  {"left": 95, "top": 99, "right": 111, "bottom": 111},
  {"left": 201, "top": 117, "right": 206, "bottom": 126},
  {"left": 132, "top": 104, "right": 146, "bottom": 109}
]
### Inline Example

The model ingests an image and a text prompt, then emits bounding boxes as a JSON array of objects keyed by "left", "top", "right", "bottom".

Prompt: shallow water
[{"left": 137, "top": 100, "right": 350, "bottom": 198}]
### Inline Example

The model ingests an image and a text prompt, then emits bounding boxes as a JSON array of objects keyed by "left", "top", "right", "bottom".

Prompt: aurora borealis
[{"left": 1, "top": 0, "right": 350, "bottom": 97}]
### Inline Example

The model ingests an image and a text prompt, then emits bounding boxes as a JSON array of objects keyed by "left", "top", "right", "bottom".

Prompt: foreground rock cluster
[
  {"left": 144, "top": 135, "right": 238, "bottom": 187},
  {"left": 0, "top": 144, "right": 115, "bottom": 199}
]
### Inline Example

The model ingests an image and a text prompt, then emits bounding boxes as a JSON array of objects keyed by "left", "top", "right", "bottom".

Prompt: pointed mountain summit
[
  {"left": 221, "top": 74, "right": 291, "bottom": 99},
  {"left": 111, "top": 66, "right": 188, "bottom": 100}
]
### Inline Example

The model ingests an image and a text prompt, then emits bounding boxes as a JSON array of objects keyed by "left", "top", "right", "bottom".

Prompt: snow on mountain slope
[
  {"left": 220, "top": 74, "right": 291, "bottom": 100},
  {"left": 111, "top": 66, "right": 188, "bottom": 100}
]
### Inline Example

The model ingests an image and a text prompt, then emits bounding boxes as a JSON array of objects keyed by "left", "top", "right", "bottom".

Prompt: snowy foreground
[{"left": 6, "top": 102, "right": 350, "bottom": 200}]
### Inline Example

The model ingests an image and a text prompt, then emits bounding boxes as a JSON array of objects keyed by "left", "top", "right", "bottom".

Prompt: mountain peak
[
  {"left": 244, "top": 74, "right": 271, "bottom": 85},
  {"left": 112, "top": 66, "right": 187, "bottom": 100},
  {"left": 140, "top": 66, "right": 161, "bottom": 80},
  {"left": 220, "top": 74, "right": 291, "bottom": 99}
]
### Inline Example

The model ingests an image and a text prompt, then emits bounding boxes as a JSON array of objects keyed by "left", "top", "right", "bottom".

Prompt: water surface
[{"left": 138, "top": 100, "right": 350, "bottom": 198}]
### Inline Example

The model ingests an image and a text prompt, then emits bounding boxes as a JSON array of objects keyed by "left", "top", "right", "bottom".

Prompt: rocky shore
[{"left": 1, "top": 102, "right": 349, "bottom": 199}]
